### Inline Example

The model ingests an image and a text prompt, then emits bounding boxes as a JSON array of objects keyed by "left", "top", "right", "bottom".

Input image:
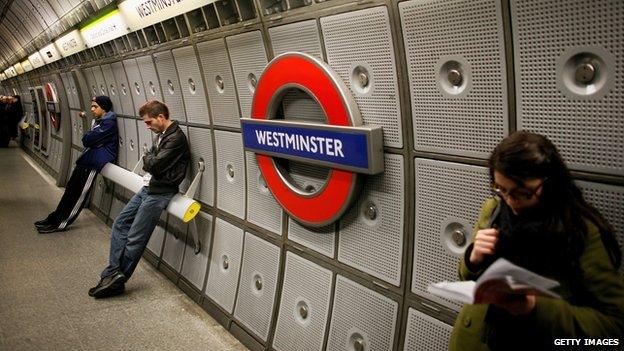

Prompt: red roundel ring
[{"left": 251, "top": 52, "right": 362, "bottom": 226}]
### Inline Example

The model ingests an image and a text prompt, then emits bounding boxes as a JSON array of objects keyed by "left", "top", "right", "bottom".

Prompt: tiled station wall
[{"left": 3, "top": 1, "right": 623, "bottom": 350}]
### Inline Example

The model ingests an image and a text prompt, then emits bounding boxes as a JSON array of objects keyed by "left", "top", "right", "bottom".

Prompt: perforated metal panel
[
  {"left": 180, "top": 212, "right": 213, "bottom": 289},
  {"left": 178, "top": 125, "right": 192, "bottom": 193},
  {"left": 173, "top": 46, "right": 210, "bottom": 125},
  {"left": 146, "top": 220, "right": 167, "bottom": 258},
  {"left": 101, "top": 64, "right": 122, "bottom": 114},
  {"left": 124, "top": 118, "right": 139, "bottom": 170},
  {"left": 137, "top": 122, "right": 153, "bottom": 159},
  {"left": 136, "top": 55, "right": 163, "bottom": 102},
  {"left": 60, "top": 72, "right": 77, "bottom": 110},
  {"left": 188, "top": 127, "right": 214, "bottom": 206},
  {"left": 246, "top": 151, "right": 282, "bottom": 235},
  {"left": 327, "top": 275, "right": 398, "bottom": 351},
  {"left": 162, "top": 216, "right": 188, "bottom": 272},
  {"left": 400, "top": 0, "right": 508, "bottom": 157},
  {"left": 83, "top": 66, "right": 98, "bottom": 98},
  {"left": 287, "top": 162, "right": 335, "bottom": 257},
  {"left": 92, "top": 66, "right": 108, "bottom": 97},
  {"left": 269, "top": 20, "right": 324, "bottom": 59},
  {"left": 577, "top": 181, "right": 624, "bottom": 273},
  {"left": 512, "top": 0, "right": 624, "bottom": 175},
  {"left": 116, "top": 117, "right": 127, "bottom": 169},
  {"left": 214, "top": 130, "right": 246, "bottom": 219},
  {"left": 122, "top": 59, "right": 145, "bottom": 114},
  {"left": 154, "top": 50, "right": 186, "bottom": 122},
  {"left": 205, "top": 218, "right": 245, "bottom": 313},
  {"left": 412, "top": 158, "right": 490, "bottom": 311},
  {"left": 273, "top": 252, "right": 333, "bottom": 351},
  {"left": 321, "top": 7, "right": 402, "bottom": 148},
  {"left": 226, "top": 31, "right": 268, "bottom": 120},
  {"left": 339, "top": 154, "right": 404, "bottom": 286},
  {"left": 196, "top": 38, "right": 240, "bottom": 128},
  {"left": 70, "top": 113, "right": 81, "bottom": 147},
  {"left": 91, "top": 174, "right": 104, "bottom": 210},
  {"left": 111, "top": 62, "right": 134, "bottom": 117},
  {"left": 234, "top": 232, "right": 281, "bottom": 341},
  {"left": 403, "top": 308, "right": 451, "bottom": 351}
]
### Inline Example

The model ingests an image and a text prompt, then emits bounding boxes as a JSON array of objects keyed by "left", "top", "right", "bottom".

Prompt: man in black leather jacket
[{"left": 89, "top": 100, "right": 190, "bottom": 298}]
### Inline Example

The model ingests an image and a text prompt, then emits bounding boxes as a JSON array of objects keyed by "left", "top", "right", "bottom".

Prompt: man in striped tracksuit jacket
[{"left": 35, "top": 96, "right": 118, "bottom": 234}]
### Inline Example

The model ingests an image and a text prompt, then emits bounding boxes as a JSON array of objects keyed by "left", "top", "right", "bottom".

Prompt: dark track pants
[{"left": 45, "top": 164, "right": 97, "bottom": 230}]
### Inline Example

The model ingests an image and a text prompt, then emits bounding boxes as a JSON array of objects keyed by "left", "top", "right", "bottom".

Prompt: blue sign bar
[{"left": 242, "top": 119, "right": 381, "bottom": 173}]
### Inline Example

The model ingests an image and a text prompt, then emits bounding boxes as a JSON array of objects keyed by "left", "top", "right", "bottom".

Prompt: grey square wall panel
[
  {"left": 511, "top": 0, "right": 623, "bottom": 175},
  {"left": 101, "top": 64, "right": 122, "bottom": 114},
  {"left": 92, "top": 66, "right": 108, "bottom": 96},
  {"left": 339, "top": 154, "right": 404, "bottom": 286},
  {"left": 116, "top": 117, "right": 127, "bottom": 169},
  {"left": 205, "top": 218, "right": 245, "bottom": 313},
  {"left": 327, "top": 275, "right": 398, "bottom": 351},
  {"left": 111, "top": 62, "right": 134, "bottom": 117},
  {"left": 234, "top": 232, "right": 281, "bottom": 341},
  {"left": 173, "top": 46, "right": 210, "bottom": 126},
  {"left": 269, "top": 19, "right": 324, "bottom": 60},
  {"left": 154, "top": 50, "right": 187, "bottom": 122},
  {"left": 180, "top": 212, "right": 213, "bottom": 289},
  {"left": 400, "top": 0, "right": 508, "bottom": 158},
  {"left": 287, "top": 162, "right": 335, "bottom": 257},
  {"left": 412, "top": 158, "right": 490, "bottom": 311},
  {"left": 123, "top": 58, "right": 145, "bottom": 114},
  {"left": 214, "top": 130, "right": 246, "bottom": 219},
  {"left": 137, "top": 55, "right": 163, "bottom": 102},
  {"left": 403, "top": 308, "right": 451, "bottom": 351},
  {"left": 226, "top": 31, "right": 268, "bottom": 120},
  {"left": 273, "top": 252, "right": 333, "bottom": 351},
  {"left": 245, "top": 151, "right": 282, "bottom": 235},
  {"left": 321, "top": 7, "right": 403, "bottom": 148},
  {"left": 196, "top": 38, "right": 240, "bottom": 128},
  {"left": 162, "top": 216, "right": 188, "bottom": 272},
  {"left": 577, "top": 181, "right": 624, "bottom": 273},
  {"left": 188, "top": 127, "right": 214, "bottom": 206},
  {"left": 124, "top": 118, "right": 139, "bottom": 170}
]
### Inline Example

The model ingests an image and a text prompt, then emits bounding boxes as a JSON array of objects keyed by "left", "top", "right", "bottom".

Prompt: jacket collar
[{"left": 161, "top": 120, "right": 179, "bottom": 139}]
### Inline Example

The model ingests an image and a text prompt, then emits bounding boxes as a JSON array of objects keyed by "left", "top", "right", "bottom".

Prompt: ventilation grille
[
  {"left": 123, "top": 118, "right": 139, "bottom": 170},
  {"left": 512, "top": 0, "right": 624, "bottom": 175},
  {"left": 122, "top": 59, "right": 145, "bottom": 114},
  {"left": 188, "top": 127, "right": 214, "bottom": 206},
  {"left": 403, "top": 308, "right": 451, "bottom": 351},
  {"left": 111, "top": 62, "right": 134, "bottom": 117},
  {"left": 154, "top": 50, "right": 187, "bottom": 122},
  {"left": 339, "top": 154, "right": 404, "bottom": 286},
  {"left": 196, "top": 38, "right": 240, "bottom": 128},
  {"left": 136, "top": 55, "right": 163, "bottom": 101},
  {"left": 400, "top": 0, "right": 507, "bottom": 158},
  {"left": 101, "top": 64, "right": 122, "bottom": 114},
  {"left": 226, "top": 31, "right": 268, "bottom": 119},
  {"left": 321, "top": 6, "right": 402, "bottom": 148},
  {"left": 269, "top": 19, "right": 324, "bottom": 59},
  {"left": 234, "top": 232, "right": 281, "bottom": 341},
  {"left": 173, "top": 46, "right": 210, "bottom": 125},
  {"left": 273, "top": 252, "right": 333, "bottom": 351},
  {"left": 327, "top": 275, "right": 397, "bottom": 351},
  {"left": 214, "top": 130, "right": 246, "bottom": 219},
  {"left": 206, "top": 218, "right": 245, "bottom": 313},
  {"left": 412, "top": 158, "right": 490, "bottom": 311},
  {"left": 246, "top": 151, "right": 282, "bottom": 235}
]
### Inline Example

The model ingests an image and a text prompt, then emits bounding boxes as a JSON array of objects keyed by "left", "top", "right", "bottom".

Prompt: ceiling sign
[
  {"left": 55, "top": 29, "right": 87, "bottom": 57},
  {"left": 119, "top": 0, "right": 216, "bottom": 31},
  {"left": 242, "top": 52, "right": 384, "bottom": 227},
  {"left": 21, "top": 60, "right": 33, "bottom": 72},
  {"left": 81, "top": 9, "right": 130, "bottom": 47},
  {"left": 0, "top": 73, "right": 6, "bottom": 81},
  {"left": 6, "top": 66, "right": 17, "bottom": 77},
  {"left": 29, "top": 52, "right": 45, "bottom": 68},
  {"left": 13, "top": 63, "right": 24, "bottom": 75},
  {"left": 39, "top": 43, "right": 62, "bottom": 64}
]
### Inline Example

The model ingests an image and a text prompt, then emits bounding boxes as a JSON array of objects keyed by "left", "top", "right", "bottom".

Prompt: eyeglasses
[{"left": 491, "top": 179, "right": 546, "bottom": 201}]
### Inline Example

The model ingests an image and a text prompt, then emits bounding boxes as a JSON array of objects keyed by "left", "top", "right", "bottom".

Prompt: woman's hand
[
  {"left": 469, "top": 228, "right": 499, "bottom": 265},
  {"left": 492, "top": 294, "right": 537, "bottom": 316}
]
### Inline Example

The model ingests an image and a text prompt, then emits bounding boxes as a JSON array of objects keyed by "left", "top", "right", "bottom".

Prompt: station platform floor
[{"left": 0, "top": 145, "right": 248, "bottom": 351}]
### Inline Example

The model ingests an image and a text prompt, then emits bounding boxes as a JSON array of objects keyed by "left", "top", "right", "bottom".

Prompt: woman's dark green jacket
[{"left": 449, "top": 197, "right": 624, "bottom": 350}]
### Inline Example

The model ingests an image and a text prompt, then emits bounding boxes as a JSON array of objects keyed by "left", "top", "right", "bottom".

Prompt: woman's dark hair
[{"left": 489, "top": 131, "right": 621, "bottom": 269}]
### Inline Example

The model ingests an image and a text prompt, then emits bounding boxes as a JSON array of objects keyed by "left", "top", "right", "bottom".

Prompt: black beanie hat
[{"left": 93, "top": 95, "right": 113, "bottom": 112}]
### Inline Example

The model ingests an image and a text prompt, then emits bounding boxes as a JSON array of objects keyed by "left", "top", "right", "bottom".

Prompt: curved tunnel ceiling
[{"left": 0, "top": 0, "right": 114, "bottom": 69}]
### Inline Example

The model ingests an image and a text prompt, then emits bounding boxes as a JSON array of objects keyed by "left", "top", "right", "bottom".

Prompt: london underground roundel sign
[{"left": 243, "top": 52, "right": 384, "bottom": 227}]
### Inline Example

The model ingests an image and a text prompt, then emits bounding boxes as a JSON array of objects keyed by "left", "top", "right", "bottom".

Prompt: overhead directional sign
[
  {"left": 21, "top": 60, "right": 33, "bottom": 72},
  {"left": 28, "top": 52, "right": 45, "bottom": 68},
  {"left": 119, "top": 0, "right": 216, "bottom": 31},
  {"left": 81, "top": 9, "right": 130, "bottom": 47},
  {"left": 13, "top": 63, "right": 24, "bottom": 75},
  {"left": 55, "top": 29, "right": 87, "bottom": 57},
  {"left": 39, "top": 43, "right": 62, "bottom": 64},
  {"left": 243, "top": 52, "right": 384, "bottom": 227}
]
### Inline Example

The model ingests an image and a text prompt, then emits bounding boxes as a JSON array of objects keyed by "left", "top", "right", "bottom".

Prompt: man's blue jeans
[{"left": 101, "top": 186, "right": 174, "bottom": 279}]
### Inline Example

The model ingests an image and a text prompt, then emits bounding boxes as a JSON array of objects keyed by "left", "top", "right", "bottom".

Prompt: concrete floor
[{"left": 0, "top": 145, "right": 248, "bottom": 351}]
